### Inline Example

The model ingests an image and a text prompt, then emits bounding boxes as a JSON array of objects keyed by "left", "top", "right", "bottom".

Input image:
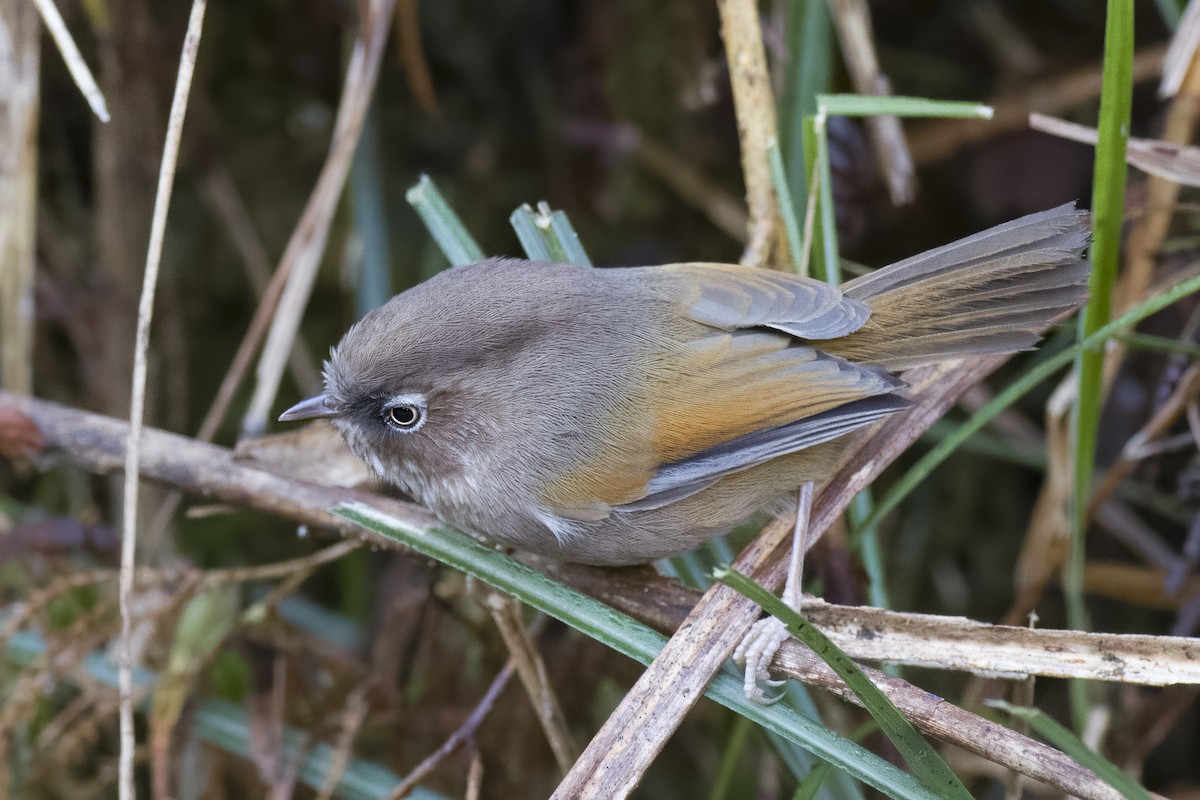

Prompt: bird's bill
[{"left": 279, "top": 393, "right": 339, "bottom": 422}]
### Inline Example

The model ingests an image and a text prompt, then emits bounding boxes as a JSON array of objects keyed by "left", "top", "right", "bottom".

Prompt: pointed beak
[{"left": 278, "top": 393, "right": 339, "bottom": 422}]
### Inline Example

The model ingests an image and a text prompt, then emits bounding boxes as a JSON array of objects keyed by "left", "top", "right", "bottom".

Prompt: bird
[{"left": 280, "top": 203, "right": 1089, "bottom": 696}]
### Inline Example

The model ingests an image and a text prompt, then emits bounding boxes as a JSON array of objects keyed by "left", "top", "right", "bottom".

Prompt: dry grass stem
[
  {"left": 27, "top": 0, "right": 109, "bottom": 121},
  {"left": 792, "top": 598, "right": 1200, "bottom": 684},
  {"left": 0, "top": 0, "right": 39, "bottom": 395},
  {"left": 828, "top": 0, "right": 916, "bottom": 204},
  {"left": 118, "top": 2, "right": 207, "bottom": 797},
  {"left": 1031, "top": 112, "right": 1200, "bottom": 187},
  {"left": 485, "top": 594, "right": 578, "bottom": 773},
  {"left": 715, "top": 0, "right": 781, "bottom": 267},
  {"left": 243, "top": 0, "right": 397, "bottom": 437},
  {"left": 1162, "top": 0, "right": 1200, "bottom": 98}
]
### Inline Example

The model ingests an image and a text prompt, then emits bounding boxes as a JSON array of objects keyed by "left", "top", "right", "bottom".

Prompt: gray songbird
[{"left": 281, "top": 204, "right": 1090, "bottom": 566}]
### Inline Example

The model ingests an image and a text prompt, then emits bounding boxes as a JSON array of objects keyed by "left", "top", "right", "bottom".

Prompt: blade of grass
[
  {"left": 848, "top": 492, "right": 891, "bottom": 610},
  {"left": 792, "top": 721, "right": 878, "bottom": 800},
  {"left": 708, "top": 716, "right": 753, "bottom": 800},
  {"left": 856, "top": 264, "right": 1200, "bottom": 538},
  {"left": 715, "top": 568, "right": 972, "bottom": 800},
  {"left": 770, "top": 140, "right": 806, "bottom": 274},
  {"left": 1117, "top": 330, "right": 1200, "bottom": 358},
  {"left": 987, "top": 701, "right": 1153, "bottom": 800},
  {"left": 816, "top": 94, "right": 993, "bottom": 119},
  {"left": 1070, "top": 0, "right": 1133, "bottom": 730},
  {"left": 511, "top": 203, "right": 563, "bottom": 261},
  {"left": 801, "top": 114, "right": 840, "bottom": 284},
  {"left": 778, "top": 0, "right": 834, "bottom": 200},
  {"left": 335, "top": 501, "right": 944, "bottom": 800},
  {"left": 510, "top": 202, "right": 593, "bottom": 265},
  {"left": 548, "top": 207, "right": 593, "bottom": 266},
  {"left": 405, "top": 174, "right": 485, "bottom": 267}
]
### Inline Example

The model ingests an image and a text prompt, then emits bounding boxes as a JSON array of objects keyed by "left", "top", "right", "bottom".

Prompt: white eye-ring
[{"left": 382, "top": 394, "right": 427, "bottom": 432}]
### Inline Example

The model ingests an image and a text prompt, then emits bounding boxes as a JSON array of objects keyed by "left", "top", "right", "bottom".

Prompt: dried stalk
[
  {"left": 0, "top": 0, "right": 40, "bottom": 395},
  {"left": 118, "top": 4, "right": 207, "bottom": 797},
  {"left": 716, "top": 0, "right": 781, "bottom": 267}
]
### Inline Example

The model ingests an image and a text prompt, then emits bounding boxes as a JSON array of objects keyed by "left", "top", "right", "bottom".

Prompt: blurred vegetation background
[{"left": 4, "top": 0, "right": 1200, "bottom": 797}]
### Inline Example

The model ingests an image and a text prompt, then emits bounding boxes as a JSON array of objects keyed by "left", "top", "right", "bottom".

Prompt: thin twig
[
  {"left": 118, "top": 3, "right": 207, "bottom": 797},
  {"left": 386, "top": 662, "right": 515, "bottom": 800},
  {"left": 27, "top": 0, "right": 110, "bottom": 121}
]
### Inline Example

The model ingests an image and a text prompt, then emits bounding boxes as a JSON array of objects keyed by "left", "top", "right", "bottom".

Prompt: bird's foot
[{"left": 733, "top": 615, "right": 792, "bottom": 704}]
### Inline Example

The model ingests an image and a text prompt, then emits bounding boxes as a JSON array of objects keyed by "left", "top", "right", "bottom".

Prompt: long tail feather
[{"left": 826, "top": 203, "right": 1091, "bottom": 371}]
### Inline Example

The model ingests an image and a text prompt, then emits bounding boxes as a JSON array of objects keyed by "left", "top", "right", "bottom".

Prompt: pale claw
[{"left": 733, "top": 615, "right": 792, "bottom": 704}]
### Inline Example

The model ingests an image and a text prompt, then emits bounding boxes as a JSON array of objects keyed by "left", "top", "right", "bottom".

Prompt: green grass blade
[
  {"left": 816, "top": 94, "right": 993, "bottom": 119},
  {"left": 715, "top": 568, "right": 972, "bottom": 800},
  {"left": 801, "top": 116, "right": 840, "bottom": 285},
  {"left": 510, "top": 203, "right": 558, "bottom": 261},
  {"left": 335, "top": 502, "right": 944, "bottom": 800},
  {"left": 405, "top": 174, "right": 486, "bottom": 267},
  {"left": 792, "top": 722, "right": 877, "bottom": 800},
  {"left": 770, "top": 140, "right": 807, "bottom": 274},
  {"left": 987, "top": 701, "right": 1153, "bottom": 800},
  {"left": 708, "top": 716, "right": 753, "bottom": 800},
  {"left": 779, "top": 0, "right": 834, "bottom": 200},
  {"left": 849, "top": 491, "right": 891, "bottom": 611},
  {"left": 856, "top": 265, "right": 1200, "bottom": 535},
  {"left": 510, "top": 202, "right": 593, "bottom": 265},
  {"left": 549, "top": 208, "right": 593, "bottom": 266},
  {"left": 1069, "top": 0, "right": 1133, "bottom": 729},
  {"left": 1117, "top": 330, "right": 1200, "bottom": 359}
]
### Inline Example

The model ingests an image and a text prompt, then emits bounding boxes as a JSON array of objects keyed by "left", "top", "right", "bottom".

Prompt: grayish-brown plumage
[{"left": 281, "top": 203, "right": 1090, "bottom": 565}]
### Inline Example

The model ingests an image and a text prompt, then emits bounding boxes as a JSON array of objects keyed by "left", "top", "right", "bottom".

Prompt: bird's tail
[{"left": 825, "top": 203, "right": 1091, "bottom": 372}]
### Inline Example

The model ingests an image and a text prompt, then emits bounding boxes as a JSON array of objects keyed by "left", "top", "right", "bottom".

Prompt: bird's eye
[
  {"left": 381, "top": 394, "right": 427, "bottom": 432},
  {"left": 385, "top": 403, "right": 422, "bottom": 430}
]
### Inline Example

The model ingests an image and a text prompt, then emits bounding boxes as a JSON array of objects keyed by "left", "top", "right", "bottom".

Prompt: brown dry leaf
[
  {"left": 235, "top": 421, "right": 372, "bottom": 488},
  {"left": 0, "top": 404, "right": 44, "bottom": 458}
]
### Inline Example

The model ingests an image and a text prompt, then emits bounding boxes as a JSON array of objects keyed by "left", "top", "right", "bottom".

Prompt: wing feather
[{"left": 657, "top": 263, "right": 871, "bottom": 340}]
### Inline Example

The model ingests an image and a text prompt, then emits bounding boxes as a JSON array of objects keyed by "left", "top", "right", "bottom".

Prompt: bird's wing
[
  {"left": 659, "top": 262, "right": 871, "bottom": 339},
  {"left": 540, "top": 264, "right": 906, "bottom": 520},
  {"left": 616, "top": 393, "right": 909, "bottom": 512}
]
